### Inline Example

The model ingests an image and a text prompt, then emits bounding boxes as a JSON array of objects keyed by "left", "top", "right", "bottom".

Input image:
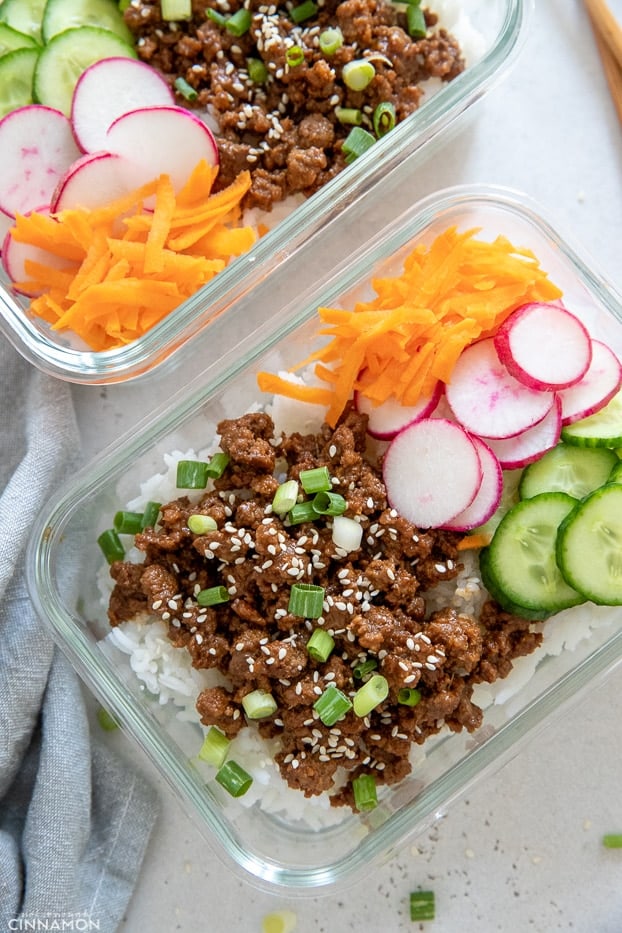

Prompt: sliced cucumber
[
  {"left": 480, "top": 492, "right": 584, "bottom": 615},
  {"left": 0, "top": 47, "right": 39, "bottom": 116},
  {"left": 0, "top": 0, "right": 47, "bottom": 42},
  {"left": 609, "top": 460, "right": 622, "bottom": 484},
  {"left": 33, "top": 25, "right": 137, "bottom": 116},
  {"left": 557, "top": 484, "right": 622, "bottom": 605},
  {"left": 41, "top": 0, "right": 133, "bottom": 44},
  {"left": 561, "top": 388, "right": 622, "bottom": 448},
  {"left": 0, "top": 22, "right": 40, "bottom": 54},
  {"left": 479, "top": 548, "right": 553, "bottom": 621},
  {"left": 519, "top": 443, "right": 618, "bottom": 500}
]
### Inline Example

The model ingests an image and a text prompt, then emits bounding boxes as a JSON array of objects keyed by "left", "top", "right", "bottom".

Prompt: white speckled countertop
[{"left": 72, "top": 1, "right": 622, "bottom": 930}]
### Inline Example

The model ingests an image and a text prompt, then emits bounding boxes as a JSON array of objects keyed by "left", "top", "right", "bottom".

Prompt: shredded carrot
[
  {"left": 257, "top": 226, "right": 563, "bottom": 426},
  {"left": 456, "top": 533, "right": 492, "bottom": 551},
  {"left": 10, "top": 161, "right": 255, "bottom": 350}
]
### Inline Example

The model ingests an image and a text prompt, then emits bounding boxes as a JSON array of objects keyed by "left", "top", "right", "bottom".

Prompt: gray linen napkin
[{"left": 0, "top": 338, "right": 158, "bottom": 932}]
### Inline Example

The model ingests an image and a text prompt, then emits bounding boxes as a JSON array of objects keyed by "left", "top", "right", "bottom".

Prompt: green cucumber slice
[
  {"left": 479, "top": 548, "right": 553, "bottom": 621},
  {"left": 0, "top": 22, "right": 40, "bottom": 54},
  {"left": 33, "top": 25, "right": 137, "bottom": 116},
  {"left": 561, "top": 388, "right": 622, "bottom": 448},
  {"left": 519, "top": 443, "right": 618, "bottom": 500},
  {"left": 609, "top": 460, "right": 622, "bottom": 483},
  {"left": 41, "top": 0, "right": 134, "bottom": 44},
  {"left": 0, "top": 0, "right": 47, "bottom": 42},
  {"left": 481, "top": 492, "right": 584, "bottom": 615},
  {"left": 556, "top": 484, "right": 622, "bottom": 605},
  {"left": 0, "top": 47, "right": 39, "bottom": 116}
]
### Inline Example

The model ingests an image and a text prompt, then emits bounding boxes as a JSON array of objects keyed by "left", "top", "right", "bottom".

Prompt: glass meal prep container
[
  {"left": 0, "top": 0, "right": 530, "bottom": 385},
  {"left": 27, "top": 183, "right": 622, "bottom": 891}
]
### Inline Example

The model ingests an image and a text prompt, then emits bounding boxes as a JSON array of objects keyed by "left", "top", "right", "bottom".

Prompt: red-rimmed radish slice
[
  {"left": 383, "top": 418, "right": 482, "bottom": 528},
  {"left": 50, "top": 151, "right": 131, "bottom": 211},
  {"left": 105, "top": 105, "right": 219, "bottom": 195},
  {"left": 0, "top": 208, "right": 13, "bottom": 256},
  {"left": 441, "top": 437, "right": 503, "bottom": 531},
  {"left": 494, "top": 302, "right": 592, "bottom": 390},
  {"left": 558, "top": 339, "right": 622, "bottom": 425},
  {"left": 2, "top": 207, "right": 75, "bottom": 296},
  {"left": 0, "top": 104, "right": 81, "bottom": 216},
  {"left": 445, "top": 337, "right": 555, "bottom": 439},
  {"left": 482, "top": 394, "right": 562, "bottom": 469},
  {"left": 354, "top": 381, "right": 442, "bottom": 439},
  {"left": 71, "top": 57, "right": 175, "bottom": 153}
]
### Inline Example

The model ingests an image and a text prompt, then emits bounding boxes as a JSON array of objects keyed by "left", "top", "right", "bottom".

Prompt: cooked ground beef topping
[
  {"left": 107, "top": 408, "right": 541, "bottom": 810},
  {"left": 123, "top": 0, "right": 466, "bottom": 210}
]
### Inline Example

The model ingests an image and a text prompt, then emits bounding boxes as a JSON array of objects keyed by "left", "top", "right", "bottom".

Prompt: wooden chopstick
[{"left": 583, "top": 0, "right": 622, "bottom": 124}]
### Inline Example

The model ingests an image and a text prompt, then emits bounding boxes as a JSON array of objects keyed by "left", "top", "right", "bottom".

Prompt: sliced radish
[
  {"left": 2, "top": 223, "right": 77, "bottom": 297},
  {"left": 71, "top": 57, "right": 175, "bottom": 153},
  {"left": 445, "top": 337, "right": 555, "bottom": 439},
  {"left": 382, "top": 418, "right": 482, "bottom": 528},
  {"left": 441, "top": 437, "right": 503, "bottom": 531},
  {"left": 494, "top": 302, "right": 592, "bottom": 390},
  {"left": 105, "top": 105, "right": 219, "bottom": 195},
  {"left": 0, "top": 208, "right": 13, "bottom": 256},
  {"left": 558, "top": 339, "right": 622, "bottom": 425},
  {"left": 50, "top": 151, "right": 132, "bottom": 211},
  {"left": 0, "top": 105, "right": 81, "bottom": 216},
  {"left": 354, "top": 381, "right": 442, "bottom": 439},
  {"left": 482, "top": 395, "right": 562, "bottom": 469}
]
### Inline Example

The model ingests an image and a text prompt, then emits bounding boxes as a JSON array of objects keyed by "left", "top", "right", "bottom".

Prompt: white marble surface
[{"left": 71, "top": 1, "right": 622, "bottom": 930}]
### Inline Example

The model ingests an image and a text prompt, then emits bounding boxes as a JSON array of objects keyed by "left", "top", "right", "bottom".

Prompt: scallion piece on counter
[
  {"left": 352, "top": 673, "right": 389, "bottom": 717},
  {"left": 312, "top": 490, "right": 346, "bottom": 516},
  {"left": 161, "top": 0, "right": 192, "bottom": 20},
  {"left": 373, "top": 100, "right": 396, "bottom": 137},
  {"left": 187, "top": 513, "right": 218, "bottom": 534},
  {"left": 206, "top": 7, "right": 227, "bottom": 25},
  {"left": 406, "top": 2, "right": 427, "bottom": 38},
  {"left": 398, "top": 687, "right": 421, "bottom": 706},
  {"left": 603, "top": 834, "right": 622, "bottom": 848},
  {"left": 299, "top": 465, "right": 331, "bottom": 494},
  {"left": 342, "top": 58, "right": 375, "bottom": 91},
  {"left": 409, "top": 890, "right": 435, "bottom": 922},
  {"left": 141, "top": 500, "right": 161, "bottom": 529},
  {"left": 288, "top": 500, "right": 318, "bottom": 525},
  {"left": 205, "top": 451, "right": 230, "bottom": 479},
  {"left": 306, "top": 628, "right": 334, "bottom": 662},
  {"left": 97, "top": 528, "right": 125, "bottom": 564},
  {"left": 176, "top": 459, "right": 209, "bottom": 489},
  {"left": 353, "top": 658, "right": 377, "bottom": 680},
  {"left": 113, "top": 510, "right": 144, "bottom": 535},
  {"left": 198, "top": 726, "right": 231, "bottom": 768},
  {"left": 197, "top": 585, "right": 230, "bottom": 607},
  {"left": 332, "top": 515, "right": 363, "bottom": 552},
  {"left": 242, "top": 689, "right": 278, "bottom": 719},
  {"left": 272, "top": 479, "right": 299, "bottom": 515},
  {"left": 342, "top": 126, "right": 376, "bottom": 164},
  {"left": 97, "top": 707, "right": 119, "bottom": 731},
  {"left": 313, "top": 683, "right": 352, "bottom": 726},
  {"left": 174, "top": 76, "right": 198, "bottom": 100},
  {"left": 286, "top": 44, "right": 305, "bottom": 67},
  {"left": 319, "top": 26, "right": 343, "bottom": 55},
  {"left": 290, "top": 0, "right": 317, "bottom": 23},
  {"left": 225, "top": 8, "right": 252, "bottom": 35},
  {"left": 215, "top": 759, "right": 253, "bottom": 797},
  {"left": 335, "top": 107, "right": 363, "bottom": 126},
  {"left": 288, "top": 583, "right": 325, "bottom": 618},
  {"left": 352, "top": 773, "right": 378, "bottom": 811},
  {"left": 247, "top": 57, "right": 269, "bottom": 83},
  {"left": 261, "top": 911, "right": 298, "bottom": 933}
]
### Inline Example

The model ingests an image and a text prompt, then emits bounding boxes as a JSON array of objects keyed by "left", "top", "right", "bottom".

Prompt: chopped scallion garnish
[
  {"left": 335, "top": 107, "right": 362, "bottom": 125},
  {"left": 113, "top": 510, "right": 144, "bottom": 535},
  {"left": 161, "top": 0, "right": 192, "bottom": 21},
  {"left": 206, "top": 7, "right": 227, "bottom": 25},
  {"left": 272, "top": 479, "right": 299, "bottom": 515},
  {"left": 342, "top": 126, "right": 376, "bottom": 164},
  {"left": 352, "top": 674, "right": 389, "bottom": 716},
  {"left": 313, "top": 683, "right": 352, "bottom": 726},
  {"left": 288, "top": 500, "right": 318, "bottom": 525},
  {"left": 288, "top": 583, "right": 325, "bottom": 618},
  {"left": 187, "top": 513, "right": 218, "bottom": 534},
  {"left": 603, "top": 834, "right": 622, "bottom": 848},
  {"left": 176, "top": 459, "right": 209, "bottom": 489},
  {"left": 299, "top": 466, "right": 331, "bottom": 494},
  {"left": 197, "top": 585, "right": 230, "bottom": 607},
  {"left": 398, "top": 687, "right": 421, "bottom": 706},
  {"left": 140, "top": 500, "right": 161, "bottom": 529},
  {"left": 409, "top": 890, "right": 435, "bottom": 922},
  {"left": 242, "top": 689, "right": 278, "bottom": 719},
  {"left": 286, "top": 44, "right": 305, "bottom": 67},
  {"left": 406, "top": 2, "right": 427, "bottom": 38},
  {"left": 373, "top": 100, "right": 396, "bottom": 137},
  {"left": 290, "top": 0, "right": 317, "bottom": 23},
  {"left": 225, "top": 7, "right": 252, "bottom": 35},
  {"left": 353, "top": 658, "right": 377, "bottom": 680},
  {"left": 198, "top": 726, "right": 231, "bottom": 768},
  {"left": 318, "top": 26, "right": 343, "bottom": 55},
  {"left": 342, "top": 58, "right": 375, "bottom": 91},
  {"left": 97, "top": 528, "right": 125, "bottom": 564},
  {"left": 247, "top": 56, "right": 269, "bottom": 83},
  {"left": 97, "top": 707, "right": 119, "bottom": 731},
  {"left": 174, "top": 76, "right": 198, "bottom": 100},
  {"left": 306, "top": 627, "right": 335, "bottom": 662},
  {"left": 352, "top": 773, "right": 378, "bottom": 811},
  {"left": 312, "top": 490, "right": 346, "bottom": 516},
  {"left": 205, "top": 452, "right": 230, "bottom": 479},
  {"left": 215, "top": 759, "right": 253, "bottom": 797},
  {"left": 332, "top": 515, "right": 363, "bottom": 552}
]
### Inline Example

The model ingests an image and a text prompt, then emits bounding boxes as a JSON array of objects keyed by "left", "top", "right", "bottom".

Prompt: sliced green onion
[
  {"left": 398, "top": 687, "right": 421, "bottom": 706},
  {"left": 603, "top": 834, "right": 622, "bottom": 848},
  {"left": 198, "top": 726, "right": 231, "bottom": 768},
  {"left": 288, "top": 583, "right": 325, "bottom": 618},
  {"left": 247, "top": 56, "right": 268, "bottom": 83},
  {"left": 174, "top": 76, "right": 198, "bottom": 101},
  {"left": 342, "top": 58, "right": 375, "bottom": 91},
  {"left": 288, "top": 500, "right": 319, "bottom": 525},
  {"left": 176, "top": 459, "right": 209, "bottom": 489},
  {"left": 352, "top": 773, "right": 377, "bottom": 811},
  {"left": 373, "top": 100, "right": 396, "bottom": 137},
  {"left": 299, "top": 465, "right": 331, "bottom": 494},
  {"left": 406, "top": 2, "right": 427, "bottom": 38},
  {"left": 352, "top": 674, "right": 389, "bottom": 717},
  {"left": 342, "top": 126, "right": 376, "bottom": 164},
  {"left": 318, "top": 26, "right": 343, "bottom": 55},
  {"left": 335, "top": 106, "right": 363, "bottom": 125},
  {"left": 272, "top": 479, "right": 299, "bottom": 515},
  {"left": 313, "top": 683, "right": 352, "bottom": 726},
  {"left": 141, "top": 500, "right": 161, "bottom": 529},
  {"left": 306, "top": 628, "right": 335, "bottom": 662},
  {"left": 205, "top": 451, "right": 230, "bottom": 479},
  {"left": 290, "top": 0, "right": 317, "bottom": 23},
  {"left": 353, "top": 657, "right": 377, "bottom": 680},
  {"left": 113, "top": 510, "right": 144, "bottom": 535},
  {"left": 97, "top": 707, "right": 119, "bottom": 731},
  {"left": 286, "top": 44, "right": 305, "bottom": 67},
  {"left": 161, "top": 0, "right": 192, "bottom": 20},
  {"left": 261, "top": 911, "right": 297, "bottom": 933},
  {"left": 242, "top": 689, "right": 278, "bottom": 719},
  {"left": 187, "top": 513, "right": 218, "bottom": 534},
  {"left": 332, "top": 515, "right": 363, "bottom": 552},
  {"left": 312, "top": 490, "right": 346, "bottom": 516},
  {"left": 410, "top": 890, "right": 435, "bottom": 922},
  {"left": 197, "top": 585, "right": 230, "bottom": 607},
  {"left": 97, "top": 528, "right": 125, "bottom": 564},
  {"left": 225, "top": 7, "right": 252, "bottom": 35},
  {"left": 215, "top": 759, "right": 253, "bottom": 797},
  {"left": 118, "top": 0, "right": 131, "bottom": 11},
  {"left": 206, "top": 7, "right": 227, "bottom": 25}
]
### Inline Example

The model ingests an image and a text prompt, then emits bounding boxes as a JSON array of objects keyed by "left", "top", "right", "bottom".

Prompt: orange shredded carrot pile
[
  {"left": 10, "top": 161, "right": 256, "bottom": 351},
  {"left": 257, "top": 226, "right": 563, "bottom": 426}
]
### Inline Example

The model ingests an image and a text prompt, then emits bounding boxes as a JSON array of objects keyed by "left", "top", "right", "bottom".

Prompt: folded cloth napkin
[{"left": 0, "top": 338, "right": 158, "bottom": 932}]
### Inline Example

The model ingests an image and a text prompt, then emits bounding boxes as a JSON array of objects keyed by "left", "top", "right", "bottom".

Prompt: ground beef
[
  {"left": 123, "top": 0, "right": 465, "bottom": 209},
  {"left": 107, "top": 407, "right": 543, "bottom": 810}
]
